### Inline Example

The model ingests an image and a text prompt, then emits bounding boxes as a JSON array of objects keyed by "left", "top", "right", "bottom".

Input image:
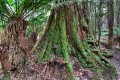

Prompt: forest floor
[
  {"left": 100, "top": 36, "right": 120, "bottom": 80},
  {"left": 0, "top": 54, "right": 95, "bottom": 80},
  {"left": 0, "top": 36, "right": 120, "bottom": 80},
  {"left": 109, "top": 48, "right": 120, "bottom": 80}
]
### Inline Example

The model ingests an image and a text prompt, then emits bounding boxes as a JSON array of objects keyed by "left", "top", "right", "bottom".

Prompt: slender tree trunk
[
  {"left": 98, "top": 0, "right": 103, "bottom": 47},
  {"left": 94, "top": 1, "right": 97, "bottom": 39},
  {"left": 116, "top": 0, "right": 120, "bottom": 27},
  {"left": 107, "top": 0, "right": 114, "bottom": 49}
]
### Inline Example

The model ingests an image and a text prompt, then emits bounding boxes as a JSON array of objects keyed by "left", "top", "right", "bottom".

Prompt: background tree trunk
[
  {"left": 107, "top": 0, "right": 114, "bottom": 49},
  {"left": 97, "top": 0, "right": 103, "bottom": 47}
]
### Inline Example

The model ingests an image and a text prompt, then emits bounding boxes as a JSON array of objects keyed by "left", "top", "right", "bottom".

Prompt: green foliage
[
  {"left": 2, "top": 72, "right": 10, "bottom": 80},
  {"left": 0, "top": 0, "right": 51, "bottom": 27},
  {"left": 0, "top": 23, "right": 3, "bottom": 31},
  {"left": 116, "top": 47, "right": 120, "bottom": 51},
  {"left": 114, "top": 27, "right": 120, "bottom": 36},
  {"left": 101, "top": 29, "right": 109, "bottom": 36}
]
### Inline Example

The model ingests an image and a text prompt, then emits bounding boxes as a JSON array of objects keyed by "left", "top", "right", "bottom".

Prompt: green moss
[
  {"left": 36, "top": 38, "right": 49, "bottom": 63},
  {"left": 43, "top": 41, "right": 52, "bottom": 62},
  {"left": 59, "top": 11, "right": 77, "bottom": 80}
]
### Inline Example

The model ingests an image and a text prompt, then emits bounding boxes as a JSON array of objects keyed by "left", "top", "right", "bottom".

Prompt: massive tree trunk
[
  {"left": 107, "top": 0, "right": 114, "bottom": 49},
  {"left": 35, "top": 2, "right": 116, "bottom": 80}
]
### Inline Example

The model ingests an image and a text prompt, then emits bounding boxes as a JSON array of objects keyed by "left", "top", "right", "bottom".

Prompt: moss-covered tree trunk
[{"left": 36, "top": 2, "right": 116, "bottom": 80}]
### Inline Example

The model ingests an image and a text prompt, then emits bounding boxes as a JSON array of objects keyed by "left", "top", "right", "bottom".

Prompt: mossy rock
[{"left": 102, "top": 50, "right": 113, "bottom": 58}]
